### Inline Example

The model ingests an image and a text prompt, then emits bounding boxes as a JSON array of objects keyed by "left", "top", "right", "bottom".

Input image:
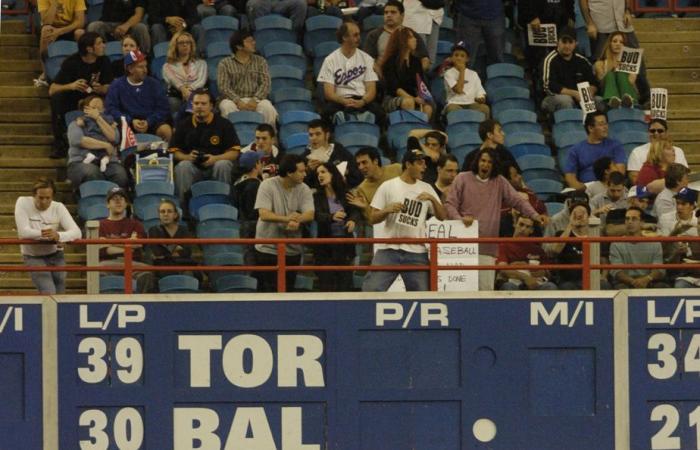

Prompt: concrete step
[
  {"left": 646, "top": 56, "right": 700, "bottom": 69},
  {"left": 0, "top": 98, "right": 50, "bottom": 112},
  {"left": 0, "top": 21, "right": 28, "bottom": 34},
  {"left": 0, "top": 72, "right": 40, "bottom": 85},
  {"left": 680, "top": 142, "right": 700, "bottom": 155},
  {"left": 0, "top": 60, "right": 43, "bottom": 72},
  {"left": 0, "top": 180, "right": 71, "bottom": 191},
  {"left": 0, "top": 145, "right": 55, "bottom": 158},
  {"left": 663, "top": 82, "right": 700, "bottom": 94},
  {"left": 668, "top": 94, "right": 700, "bottom": 109},
  {"left": 0, "top": 34, "right": 37, "bottom": 47},
  {"left": 648, "top": 68, "right": 700, "bottom": 83},
  {"left": 0, "top": 123, "right": 53, "bottom": 134},
  {"left": 0, "top": 167, "right": 65, "bottom": 180},
  {"left": 642, "top": 42, "right": 700, "bottom": 58},
  {"left": 636, "top": 30, "right": 700, "bottom": 42},
  {"left": 668, "top": 109, "right": 700, "bottom": 120},
  {"left": 666, "top": 130, "right": 700, "bottom": 142},
  {"left": 0, "top": 86, "right": 48, "bottom": 98},
  {"left": 0, "top": 158, "right": 64, "bottom": 168},
  {"left": 634, "top": 18, "right": 700, "bottom": 32},
  {"left": 0, "top": 135, "right": 53, "bottom": 145},
  {"left": 0, "top": 111, "right": 51, "bottom": 123},
  {"left": 0, "top": 46, "right": 39, "bottom": 60}
]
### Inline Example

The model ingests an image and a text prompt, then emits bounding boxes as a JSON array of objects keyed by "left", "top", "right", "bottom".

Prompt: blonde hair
[
  {"left": 646, "top": 138, "right": 673, "bottom": 166},
  {"left": 600, "top": 31, "right": 626, "bottom": 67},
  {"left": 166, "top": 31, "right": 197, "bottom": 64}
]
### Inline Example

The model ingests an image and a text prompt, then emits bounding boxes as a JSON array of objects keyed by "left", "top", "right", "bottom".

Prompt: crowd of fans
[{"left": 15, "top": 0, "right": 700, "bottom": 294}]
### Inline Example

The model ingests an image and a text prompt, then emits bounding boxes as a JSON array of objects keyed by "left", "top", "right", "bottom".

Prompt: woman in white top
[{"left": 162, "top": 31, "right": 208, "bottom": 117}]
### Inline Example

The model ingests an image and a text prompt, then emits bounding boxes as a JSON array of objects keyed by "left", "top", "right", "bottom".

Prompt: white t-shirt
[
  {"left": 371, "top": 177, "right": 440, "bottom": 253},
  {"left": 658, "top": 211, "right": 698, "bottom": 237},
  {"left": 627, "top": 143, "right": 687, "bottom": 172},
  {"left": 402, "top": 0, "right": 444, "bottom": 34},
  {"left": 317, "top": 48, "right": 378, "bottom": 98},
  {"left": 444, "top": 67, "right": 487, "bottom": 106},
  {"left": 14, "top": 196, "right": 81, "bottom": 256}
]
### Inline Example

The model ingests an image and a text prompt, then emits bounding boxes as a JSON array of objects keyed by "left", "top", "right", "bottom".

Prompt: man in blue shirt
[{"left": 564, "top": 110, "right": 625, "bottom": 190}]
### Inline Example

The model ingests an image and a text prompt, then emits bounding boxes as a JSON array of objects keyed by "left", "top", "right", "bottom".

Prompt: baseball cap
[
  {"left": 558, "top": 26, "right": 577, "bottom": 41},
  {"left": 451, "top": 40, "right": 469, "bottom": 54},
  {"left": 239, "top": 151, "right": 262, "bottom": 171},
  {"left": 628, "top": 185, "right": 652, "bottom": 199},
  {"left": 124, "top": 50, "right": 146, "bottom": 66},
  {"left": 106, "top": 187, "right": 128, "bottom": 201},
  {"left": 676, "top": 187, "right": 698, "bottom": 204},
  {"left": 402, "top": 148, "right": 430, "bottom": 165}
]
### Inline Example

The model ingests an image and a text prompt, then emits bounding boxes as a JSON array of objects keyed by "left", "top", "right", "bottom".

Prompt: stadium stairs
[{"left": 0, "top": 20, "right": 85, "bottom": 293}]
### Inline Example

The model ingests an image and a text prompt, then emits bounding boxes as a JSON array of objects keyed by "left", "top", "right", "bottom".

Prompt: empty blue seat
[
  {"left": 153, "top": 42, "right": 169, "bottom": 58},
  {"left": 254, "top": 15, "right": 295, "bottom": 52},
  {"left": 189, "top": 181, "right": 231, "bottom": 219},
  {"left": 388, "top": 109, "right": 428, "bottom": 125},
  {"left": 434, "top": 40, "right": 452, "bottom": 68},
  {"left": 100, "top": 276, "right": 136, "bottom": 294},
  {"left": 439, "top": 16, "right": 455, "bottom": 42},
  {"left": 489, "top": 86, "right": 530, "bottom": 104},
  {"left": 449, "top": 132, "right": 482, "bottom": 149},
  {"left": 206, "top": 40, "right": 230, "bottom": 59},
  {"left": 610, "top": 121, "right": 648, "bottom": 137},
  {"left": 79, "top": 180, "right": 118, "bottom": 198},
  {"left": 269, "top": 64, "right": 305, "bottom": 90},
  {"left": 362, "top": 14, "right": 383, "bottom": 31},
  {"left": 275, "top": 100, "right": 315, "bottom": 115},
  {"left": 335, "top": 121, "right": 380, "bottom": 139},
  {"left": 554, "top": 108, "right": 583, "bottom": 123},
  {"left": 491, "top": 99, "right": 535, "bottom": 118},
  {"left": 486, "top": 63, "right": 525, "bottom": 80},
  {"left": 105, "top": 41, "right": 122, "bottom": 61},
  {"left": 505, "top": 132, "right": 545, "bottom": 148},
  {"left": 388, "top": 122, "right": 425, "bottom": 151},
  {"left": 304, "top": 15, "right": 342, "bottom": 54},
  {"left": 159, "top": 275, "right": 200, "bottom": 293},
  {"left": 518, "top": 154, "right": 556, "bottom": 171},
  {"left": 283, "top": 132, "right": 309, "bottom": 150},
  {"left": 282, "top": 111, "right": 320, "bottom": 125},
  {"left": 497, "top": 109, "right": 537, "bottom": 124},
  {"left": 313, "top": 41, "right": 340, "bottom": 76},
  {"left": 446, "top": 122, "right": 479, "bottom": 137},
  {"left": 608, "top": 108, "right": 646, "bottom": 123},
  {"left": 214, "top": 274, "right": 258, "bottom": 293},
  {"left": 503, "top": 122, "right": 542, "bottom": 135},
  {"left": 528, "top": 179, "right": 564, "bottom": 201},
  {"left": 449, "top": 145, "right": 476, "bottom": 166},
  {"left": 554, "top": 127, "right": 586, "bottom": 149},
  {"left": 255, "top": 13, "right": 292, "bottom": 29},
  {"left": 202, "top": 15, "right": 239, "bottom": 45},
  {"left": 615, "top": 130, "right": 649, "bottom": 145},
  {"left": 446, "top": 109, "right": 486, "bottom": 125},
  {"left": 557, "top": 146, "right": 571, "bottom": 171},
  {"left": 199, "top": 203, "right": 238, "bottom": 222},
  {"left": 46, "top": 41, "right": 78, "bottom": 80},
  {"left": 270, "top": 87, "right": 312, "bottom": 104},
  {"left": 510, "top": 143, "right": 551, "bottom": 159},
  {"left": 82, "top": 204, "right": 109, "bottom": 221},
  {"left": 227, "top": 111, "right": 264, "bottom": 124},
  {"left": 335, "top": 132, "right": 379, "bottom": 154},
  {"left": 264, "top": 41, "right": 306, "bottom": 72}
]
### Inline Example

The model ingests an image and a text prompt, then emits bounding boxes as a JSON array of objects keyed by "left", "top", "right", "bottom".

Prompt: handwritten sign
[
  {"left": 528, "top": 23, "right": 558, "bottom": 47},
  {"left": 617, "top": 47, "right": 643, "bottom": 74},
  {"left": 650, "top": 87, "right": 668, "bottom": 120},
  {"left": 577, "top": 82, "right": 597, "bottom": 117}
]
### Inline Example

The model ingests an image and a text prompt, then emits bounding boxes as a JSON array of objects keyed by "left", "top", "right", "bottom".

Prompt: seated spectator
[
  {"left": 545, "top": 189, "right": 589, "bottom": 237},
  {"left": 162, "top": 31, "right": 208, "bottom": 117},
  {"left": 307, "top": 0, "right": 344, "bottom": 18},
  {"left": 636, "top": 138, "right": 677, "bottom": 192},
  {"left": 653, "top": 163, "right": 690, "bottom": 218},
  {"left": 302, "top": 119, "right": 362, "bottom": 188},
  {"left": 455, "top": 0, "right": 504, "bottom": 67},
  {"left": 312, "top": 162, "right": 362, "bottom": 292},
  {"left": 657, "top": 188, "right": 700, "bottom": 288},
  {"left": 609, "top": 207, "right": 667, "bottom": 288},
  {"left": 627, "top": 119, "right": 687, "bottom": 185},
  {"left": 86, "top": 0, "right": 150, "bottom": 54},
  {"left": 147, "top": 199, "right": 197, "bottom": 278},
  {"left": 443, "top": 42, "right": 489, "bottom": 118},
  {"left": 407, "top": 129, "right": 448, "bottom": 185},
  {"left": 170, "top": 89, "right": 241, "bottom": 205},
  {"left": 461, "top": 119, "right": 519, "bottom": 176},
  {"left": 346, "top": 147, "right": 402, "bottom": 221},
  {"left": 541, "top": 27, "right": 603, "bottom": 113},
  {"left": 232, "top": 151, "right": 263, "bottom": 265},
  {"left": 147, "top": 0, "right": 203, "bottom": 49},
  {"left": 382, "top": 27, "right": 434, "bottom": 120},
  {"left": 67, "top": 95, "right": 128, "bottom": 188},
  {"left": 111, "top": 34, "right": 140, "bottom": 79},
  {"left": 197, "top": 0, "right": 237, "bottom": 18},
  {"left": 36, "top": 0, "right": 86, "bottom": 86},
  {"left": 590, "top": 171, "right": 627, "bottom": 226},
  {"left": 99, "top": 187, "right": 155, "bottom": 292},
  {"left": 586, "top": 156, "right": 615, "bottom": 199},
  {"left": 497, "top": 215, "right": 557, "bottom": 291},
  {"left": 362, "top": 0, "right": 430, "bottom": 74},
  {"left": 564, "top": 111, "right": 625, "bottom": 190},
  {"left": 247, "top": 0, "right": 307, "bottom": 31},
  {"left": 593, "top": 32, "right": 639, "bottom": 108},
  {"left": 402, "top": 0, "right": 442, "bottom": 64},
  {"left": 363, "top": 149, "right": 446, "bottom": 291},
  {"left": 218, "top": 30, "right": 278, "bottom": 125},
  {"left": 604, "top": 185, "right": 656, "bottom": 237},
  {"left": 500, "top": 160, "right": 547, "bottom": 237},
  {"left": 48, "top": 32, "right": 113, "bottom": 159},
  {"left": 318, "top": 21, "right": 383, "bottom": 125},
  {"left": 106, "top": 50, "right": 173, "bottom": 142},
  {"left": 240, "top": 124, "right": 280, "bottom": 178},
  {"left": 254, "top": 154, "right": 315, "bottom": 292},
  {"left": 14, "top": 178, "right": 81, "bottom": 294},
  {"left": 517, "top": 0, "right": 574, "bottom": 76},
  {"left": 432, "top": 153, "right": 459, "bottom": 201}
]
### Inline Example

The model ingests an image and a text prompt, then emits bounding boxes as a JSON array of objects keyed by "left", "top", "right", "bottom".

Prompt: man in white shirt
[
  {"left": 443, "top": 42, "right": 489, "bottom": 118},
  {"left": 14, "top": 178, "right": 81, "bottom": 294},
  {"left": 653, "top": 163, "right": 690, "bottom": 218},
  {"left": 363, "top": 148, "right": 446, "bottom": 291},
  {"left": 317, "top": 20, "right": 384, "bottom": 125},
  {"left": 627, "top": 119, "right": 687, "bottom": 185}
]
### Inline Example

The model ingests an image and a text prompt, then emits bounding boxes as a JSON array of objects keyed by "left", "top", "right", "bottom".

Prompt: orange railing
[{"left": 632, "top": 0, "right": 700, "bottom": 14}]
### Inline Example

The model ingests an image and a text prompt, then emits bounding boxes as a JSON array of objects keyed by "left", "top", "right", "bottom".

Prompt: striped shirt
[{"left": 217, "top": 54, "right": 271, "bottom": 103}]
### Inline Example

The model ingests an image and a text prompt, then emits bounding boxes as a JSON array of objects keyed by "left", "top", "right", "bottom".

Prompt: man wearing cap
[
  {"left": 541, "top": 27, "right": 602, "bottom": 113},
  {"left": 233, "top": 151, "right": 263, "bottom": 266},
  {"left": 517, "top": 0, "right": 574, "bottom": 74},
  {"left": 627, "top": 119, "right": 688, "bottom": 186},
  {"left": 15, "top": 178, "right": 82, "bottom": 294},
  {"left": 658, "top": 188, "right": 698, "bottom": 269},
  {"left": 105, "top": 49, "right": 173, "bottom": 143},
  {"left": 443, "top": 42, "right": 490, "bottom": 118},
  {"left": 653, "top": 163, "right": 690, "bottom": 218},
  {"left": 362, "top": 148, "right": 446, "bottom": 291},
  {"left": 170, "top": 89, "right": 241, "bottom": 206}
]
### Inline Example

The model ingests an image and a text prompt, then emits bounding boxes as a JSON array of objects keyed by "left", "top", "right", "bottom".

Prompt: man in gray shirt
[
  {"left": 590, "top": 171, "right": 627, "bottom": 226},
  {"left": 254, "top": 153, "right": 314, "bottom": 292}
]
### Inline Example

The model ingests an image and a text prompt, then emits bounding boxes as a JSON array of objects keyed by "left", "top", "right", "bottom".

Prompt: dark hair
[
  {"left": 278, "top": 154, "right": 305, "bottom": 177},
  {"left": 425, "top": 131, "right": 446, "bottom": 147},
  {"left": 32, "top": 177, "right": 55, "bottom": 194},
  {"left": 478, "top": 119, "right": 501, "bottom": 142},
  {"left": 626, "top": 205, "right": 644, "bottom": 218},
  {"left": 608, "top": 171, "right": 626, "bottom": 186},
  {"left": 318, "top": 162, "right": 349, "bottom": 199},
  {"left": 592, "top": 156, "right": 613, "bottom": 182},
  {"left": 649, "top": 118, "right": 668, "bottom": 131},
  {"left": 584, "top": 111, "right": 607, "bottom": 135},
  {"left": 121, "top": 33, "right": 140, "bottom": 50},
  {"left": 78, "top": 32, "right": 101, "bottom": 56},
  {"left": 384, "top": 0, "right": 405, "bottom": 14},
  {"left": 78, "top": 94, "right": 103, "bottom": 111},
  {"left": 158, "top": 199, "right": 180, "bottom": 221},
  {"left": 191, "top": 88, "right": 213, "bottom": 104},
  {"left": 470, "top": 148, "right": 499, "bottom": 179},
  {"left": 230, "top": 29, "right": 253, "bottom": 53},
  {"left": 383, "top": 27, "right": 414, "bottom": 69},
  {"left": 354, "top": 147, "right": 381, "bottom": 166},
  {"left": 502, "top": 160, "right": 521, "bottom": 179},
  {"left": 437, "top": 153, "right": 458, "bottom": 168},
  {"left": 665, "top": 163, "right": 690, "bottom": 189},
  {"left": 308, "top": 119, "right": 331, "bottom": 133},
  {"left": 256, "top": 123, "right": 276, "bottom": 138},
  {"left": 336, "top": 20, "right": 358, "bottom": 44}
]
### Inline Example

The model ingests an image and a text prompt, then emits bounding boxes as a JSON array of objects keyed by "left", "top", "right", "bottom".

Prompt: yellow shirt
[
  {"left": 38, "top": 0, "right": 86, "bottom": 28},
  {"left": 356, "top": 163, "right": 402, "bottom": 220}
]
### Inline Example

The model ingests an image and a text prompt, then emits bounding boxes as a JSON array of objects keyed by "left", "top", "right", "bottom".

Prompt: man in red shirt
[{"left": 497, "top": 215, "right": 557, "bottom": 290}]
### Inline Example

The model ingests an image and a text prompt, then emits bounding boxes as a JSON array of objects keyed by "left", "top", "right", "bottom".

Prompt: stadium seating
[
  {"left": 46, "top": 40, "right": 77, "bottom": 80},
  {"left": 263, "top": 41, "right": 306, "bottom": 73},
  {"left": 159, "top": 275, "right": 200, "bottom": 293},
  {"left": 446, "top": 109, "right": 486, "bottom": 125},
  {"left": 202, "top": 15, "right": 239, "bottom": 46},
  {"left": 313, "top": 41, "right": 340, "bottom": 77},
  {"left": 188, "top": 180, "right": 231, "bottom": 220},
  {"left": 304, "top": 15, "right": 342, "bottom": 54},
  {"left": 269, "top": 64, "right": 305, "bottom": 91},
  {"left": 554, "top": 108, "right": 583, "bottom": 124},
  {"left": 254, "top": 15, "right": 295, "bottom": 54},
  {"left": 100, "top": 276, "right": 136, "bottom": 294},
  {"left": 213, "top": 274, "right": 258, "bottom": 293},
  {"left": 282, "top": 132, "right": 310, "bottom": 154},
  {"left": 335, "top": 121, "right": 380, "bottom": 140},
  {"left": 335, "top": 132, "right": 379, "bottom": 155},
  {"left": 105, "top": 41, "right": 122, "bottom": 61}
]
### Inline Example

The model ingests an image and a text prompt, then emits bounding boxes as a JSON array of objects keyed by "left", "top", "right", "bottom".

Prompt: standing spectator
[
  {"left": 99, "top": 187, "right": 155, "bottom": 292},
  {"left": 432, "top": 153, "right": 459, "bottom": 201},
  {"left": 232, "top": 151, "right": 263, "bottom": 265},
  {"left": 169, "top": 89, "right": 241, "bottom": 205},
  {"left": 147, "top": 0, "right": 203, "bottom": 49},
  {"left": 240, "top": 124, "right": 281, "bottom": 178},
  {"left": 587, "top": 156, "right": 615, "bottom": 199},
  {"left": 48, "top": 32, "right": 113, "bottom": 159},
  {"left": 147, "top": 199, "right": 197, "bottom": 277},
  {"left": 162, "top": 31, "right": 208, "bottom": 116},
  {"left": 636, "top": 138, "right": 677, "bottom": 192},
  {"left": 402, "top": 0, "right": 443, "bottom": 64},
  {"left": 548, "top": 200, "right": 596, "bottom": 289},
  {"left": 455, "top": 0, "right": 504, "bottom": 67},
  {"left": 593, "top": 32, "right": 640, "bottom": 108},
  {"left": 653, "top": 163, "right": 690, "bottom": 218},
  {"left": 461, "top": 119, "right": 519, "bottom": 176},
  {"left": 497, "top": 215, "right": 557, "bottom": 291},
  {"left": 589, "top": 171, "right": 627, "bottom": 226},
  {"left": 313, "top": 162, "right": 362, "bottom": 292},
  {"left": 443, "top": 42, "right": 489, "bottom": 118},
  {"left": 86, "top": 0, "right": 150, "bottom": 54},
  {"left": 627, "top": 119, "right": 687, "bottom": 186},
  {"left": 111, "top": 34, "right": 140, "bottom": 79},
  {"left": 106, "top": 50, "right": 173, "bottom": 142},
  {"left": 15, "top": 178, "right": 81, "bottom": 294},
  {"left": 564, "top": 111, "right": 625, "bottom": 189},
  {"left": 609, "top": 206, "right": 667, "bottom": 288},
  {"left": 67, "top": 95, "right": 128, "bottom": 188},
  {"left": 518, "top": 0, "right": 574, "bottom": 76},
  {"left": 247, "top": 0, "right": 307, "bottom": 31},
  {"left": 317, "top": 21, "right": 383, "bottom": 125},
  {"left": 362, "top": 149, "right": 446, "bottom": 291},
  {"left": 541, "top": 27, "right": 602, "bottom": 113},
  {"left": 407, "top": 129, "right": 448, "bottom": 185},
  {"left": 302, "top": 119, "right": 362, "bottom": 188},
  {"left": 362, "top": 0, "right": 430, "bottom": 74},
  {"left": 446, "top": 148, "right": 547, "bottom": 290},
  {"left": 36, "top": 0, "right": 86, "bottom": 86},
  {"left": 580, "top": 0, "right": 641, "bottom": 60},
  {"left": 346, "top": 147, "right": 402, "bottom": 221},
  {"left": 217, "top": 30, "right": 278, "bottom": 125},
  {"left": 254, "top": 154, "right": 315, "bottom": 292}
]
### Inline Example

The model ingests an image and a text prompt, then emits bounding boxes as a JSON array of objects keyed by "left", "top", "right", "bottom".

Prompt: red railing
[
  {"left": 632, "top": 0, "right": 700, "bottom": 14},
  {"left": 5, "top": 235, "right": 700, "bottom": 294}
]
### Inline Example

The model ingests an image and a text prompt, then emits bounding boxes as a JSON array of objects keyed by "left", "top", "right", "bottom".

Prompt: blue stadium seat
[
  {"left": 497, "top": 109, "right": 537, "bottom": 124},
  {"left": 449, "top": 131, "right": 482, "bottom": 149},
  {"left": 159, "top": 275, "right": 200, "bottom": 293},
  {"left": 227, "top": 111, "right": 264, "bottom": 124},
  {"left": 505, "top": 132, "right": 545, "bottom": 148},
  {"left": 280, "top": 110, "right": 319, "bottom": 125},
  {"left": 189, "top": 180, "right": 231, "bottom": 219},
  {"left": 488, "top": 86, "right": 530, "bottom": 104},
  {"left": 199, "top": 203, "right": 238, "bottom": 222},
  {"left": 100, "top": 276, "right": 136, "bottom": 294},
  {"left": 283, "top": 132, "right": 309, "bottom": 150},
  {"left": 528, "top": 179, "right": 565, "bottom": 201},
  {"left": 79, "top": 180, "right": 117, "bottom": 198},
  {"left": 446, "top": 122, "right": 479, "bottom": 137},
  {"left": 197, "top": 227, "right": 242, "bottom": 269},
  {"left": 335, "top": 132, "right": 379, "bottom": 155},
  {"left": 313, "top": 41, "right": 340, "bottom": 76},
  {"left": 206, "top": 40, "right": 230, "bottom": 59},
  {"left": 269, "top": 64, "right": 305, "bottom": 90},
  {"left": 511, "top": 143, "right": 551, "bottom": 159},
  {"left": 46, "top": 41, "right": 78, "bottom": 80},
  {"left": 82, "top": 204, "right": 109, "bottom": 221},
  {"left": 486, "top": 63, "right": 525, "bottom": 80},
  {"left": 86, "top": 2, "right": 103, "bottom": 23},
  {"left": 362, "top": 14, "right": 383, "bottom": 31},
  {"left": 304, "top": 15, "right": 342, "bottom": 54},
  {"left": 545, "top": 202, "right": 565, "bottom": 216},
  {"left": 503, "top": 122, "right": 542, "bottom": 135},
  {"left": 433, "top": 40, "right": 452, "bottom": 69},
  {"left": 610, "top": 121, "right": 648, "bottom": 138},
  {"left": 449, "top": 145, "right": 476, "bottom": 166},
  {"left": 275, "top": 100, "right": 316, "bottom": 115},
  {"left": 608, "top": 107, "right": 646, "bottom": 123},
  {"left": 439, "top": 16, "right": 455, "bottom": 42},
  {"left": 264, "top": 41, "right": 306, "bottom": 72},
  {"left": 430, "top": 77, "right": 446, "bottom": 109},
  {"left": 270, "top": 87, "right": 312, "bottom": 104},
  {"left": 105, "top": 41, "right": 122, "bottom": 61},
  {"left": 491, "top": 99, "right": 535, "bottom": 118},
  {"left": 553, "top": 121, "right": 583, "bottom": 147},
  {"left": 202, "top": 15, "right": 239, "bottom": 45},
  {"left": 254, "top": 15, "right": 295, "bottom": 53},
  {"left": 214, "top": 274, "right": 258, "bottom": 293},
  {"left": 518, "top": 154, "right": 556, "bottom": 171},
  {"left": 152, "top": 41, "right": 169, "bottom": 58},
  {"left": 557, "top": 146, "right": 571, "bottom": 171},
  {"left": 388, "top": 109, "right": 428, "bottom": 125},
  {"left": 335, "top": 121, "right": 380, "bottom": 140},
  {"left": 446, "top": 109, "right": 486, "bottom": 125},
  {"left": 554, "top": 108, "right": 583, "bottom": 123},
  {"left": 615, "top": 130, "right": 649, "bottom": 146}
]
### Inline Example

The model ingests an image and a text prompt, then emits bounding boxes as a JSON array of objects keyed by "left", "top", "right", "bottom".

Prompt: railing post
[
  {"left": 582, "top": 241, "right": 591, "bottom": 290},
  {"left": 277, "top": 243, "right": 286, "bottom": 293},
  {"left": 123, "top": 245, "right": 134, "bottom": 294},
  {"left": 86, "top": 221, "right": 100, "bottom": 294},
  {"left": 589, "top": 218, "right": 601, "bottom": 290},
  {"left": 429, "top": 241, "right": 438, "bottom": 291}
]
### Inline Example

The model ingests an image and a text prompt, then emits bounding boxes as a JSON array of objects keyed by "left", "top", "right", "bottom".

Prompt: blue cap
[
  {"left": 676, "top": 187, "right": 698, "bottom": 204},
  {"left": 628, "top": 185, "right": 652, "bottom": 199},
  {"left": 239, "top": 151, "right": 262, "bottom": 171}
]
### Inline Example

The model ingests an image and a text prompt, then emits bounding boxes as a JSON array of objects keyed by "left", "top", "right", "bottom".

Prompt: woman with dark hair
[
  {"left": 593, "top": 31, "right": 639, "bottom": 108},
  {"left": 312, "top": 162, "right": 361, "bottom": 292},
  {"left": 382, "top": 27, "right": 434, "bottom": 120}
]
